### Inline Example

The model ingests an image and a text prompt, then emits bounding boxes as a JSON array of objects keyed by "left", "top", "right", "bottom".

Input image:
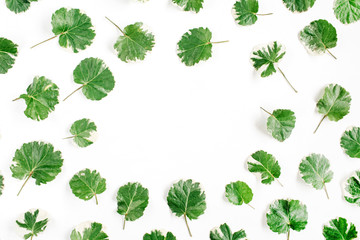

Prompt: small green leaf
[
  {"left": 0, "top": 37, "right": 18, "bottom": 74},
  {"left": 282, "top": 0, "right": 316, "bottom": 12},
  {"left": 323, "top": 217, "right": 357, "bottom": 240},
  {"left": 233, "top": 0, "right": 258, "bottom": 26},
  {"left": 210, "top": 223, "right": 247, "bottom": 240},
  {"left": 251, "top": 42, "right": 297, "bottom": 92},
  {"left": 225, "top": 181, "right": 254, "bottom": 209},
  {"left": 172, "top": 0, "right": 204, "bottom": 13},
  {"left": 177, "top": 27, "right": 228, "bottom": 66},
  {"left": 299, "top": 19, "right": 338, "bottom": 59},
  {"left": 0, "top": 174, "right": 3, "bottom": 196},
  {"left": 31, "top": 8, "right": 95, "bottom": 53},
  {"left": 167, "top": 179, "right": 206, "bottom": 237},
  {"left": 143, "top": 230, "right": 177, "bottom": 240},
  {"left": 70, "top": 222, "right": 108, "bottom": 240},
  {"left": 341, "top": 127, "right": 360, "bottom": 158},
  {"left": 64, "top": 58, "right": 115, "bottom": 101},
  {"left": 69, "top": 169, "right": 106, "bottom": 205},
  {"left": 14, "top": 76, "right": 59, "bottom": 121},
  {"left": 106, "top": 19, "right": 155, "bottom": 63},
  {"left": 266, "top": 199, "right": 308, "bottom": 239},
  {"left": 314, "top": 84, "right": 351, "bottom": 133},
  {"left": 299, "top": 153, "right": 333, "bottom": 199},
  {"left": 248, "top": 150, "right": 282, "bottom": 186},
  {"left": 261, "top": 107, "right": 296, "bottom": 142},
  {"left": 117, "top": 182, "right": 149, "bottom": 229},
  {"left": 66, "top": 118, "right": 97, "bottom": 148},
  {"left": 16, "top": 209, "right": 48, "bottom": 240},
  {"left": 344, "top": 171, "right": 360, "bottom": 207},
  {"left": 10, "top": 141, "right": 63, "bottom": 196},
  {"left": 5, "top": 0, "right": 38, "bottom": 13},
  {"left": 334, "top": 0, "right": 360, "bottom": 24}
]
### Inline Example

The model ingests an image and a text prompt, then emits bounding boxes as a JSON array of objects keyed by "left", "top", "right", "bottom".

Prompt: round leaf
[
  {"left": 5, "top": 0, "right": 38, "bottom": 14},
  {"left": 334, "top": 0, "right": 360, "bottom": 24},
  {"left": 323, "top": 217, "right": 358, "bottom": 240},
  {"left": 341, "top": 127, "right": 360, "bottom": 158},
  {"left": 70, "top": 222, "right": 108, "bottom": 240},
  {"left": 344, "top": 171, "right": 360, "bottom": 207},
  {"left": 233, "top": 0, "right": 259, "bottom": 26},
  {"left": 210, "top": 223, "right": 247, "bottom": 240},
  {"left": 282, "top": 0, "right": 316, "bottom": 12},
  {"left": 143, "top": 230, "right": 177, "bottom": 240},
  {"left": 172, "top": 0, "right": 204, "bottom": 13},
  {"left": 0, "top": 37, "right": 18, "bottom": 74},
  {"left": 69, "top": 118, "right": 97, "bottom": 148},
  {"left": 248, "top": 150, "right": 281, "bottom": 185},
  {"left": 225, "top": 181, "right": 253, "bottom": 206},
  {"left": 266, "top": 109, "right": 296, "bottom": 142}
]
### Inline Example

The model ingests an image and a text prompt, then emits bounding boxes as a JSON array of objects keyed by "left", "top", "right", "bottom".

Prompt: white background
[{"left": 1, "top": 0, "right": 360, "bottom": 239}]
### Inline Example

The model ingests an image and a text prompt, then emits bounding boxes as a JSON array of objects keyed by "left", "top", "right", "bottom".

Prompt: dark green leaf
[
  {"left": 5, "top": 0, "right": 38, "bottom": 13},
  {"left": 210, "top": 223, "right": 247, "bottom": 240},
  {"left": 68, "top": 118, "right": 97, "bottom": 148},
  {"left": 10, "top": 141, "right": 63, "bottom": 196},
  {"left": 323, "top": 217, "right": 357, "bottom": 240},
  {"left": 261, "top": 108, "right": 296, "bottom": 142},
  {"left": 15, "top": 76, "right": 59, "bottom": 121},
  {"left": 345, "top": 171, "right": 360, "bottom": 207},
  {"left": 172, "top": 0, "right": 204, "bottom": 13},
  {"left": 0, "top": 37, "right": 18, "bottom": 74},
  {"left": 233, "top": 0, "right": 258, "bottom": 26},
  {"left": 69, "top": 169, "right": 106, "bottom": 205},
  {"left": 70, "top": 222, "right": 108, "bottom": 240},
  {"left": 225, "top": 181, "right": 253, "bottom": 208},
  {"left": 334, "top": 0, "right": 360, "bottom": 24},
  {"left": 282, "top": 0, "right": 316, "bottom": 12},
  {"left": 248, "top": 150, "right": 282, "bottom": 185},
  {"left": 16, "top": 209, "right": 48, "bottom": 240},
  {"left": 143, "top": 230, "right": 177, "bottom": 240},
  {"left": 341, "top": 127, "right": 360, "bottom": 158}
]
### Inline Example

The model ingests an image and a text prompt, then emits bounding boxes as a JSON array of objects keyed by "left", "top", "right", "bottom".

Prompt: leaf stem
[
  {"left": 247, "top": 203, "right": 255, "bottom": 210},
  {"left": 105, "top": 16, "right": 125, "bottom": 35},
  {"left": 313, "top": 115, "right": 327, "bottom": 134},
  {"left": 256, "top": 13, "right": 273, "bottom": 16},
  {"left": 123, "top": 217, "right": 126, "bottom": 230},
  {"left": 12, "top": 97, "right": 21, "bottom": 102},
  {"left": 31, "top": 35, "right": 58, "bottom": 49},
  {"left": 63, "top": 136, "right": 75, "bottom": 140},
  {"left": 323, "top": 183, "right": 330, "bottom": 200},
  {"left": 287, "top": 230, "right": 290, "bottom": 240},
  {"left": 63, "top": 85, "right": 84, "bottom": 101},
  {"left": 95, "top": 193, "right": 99, "bottom": 205},
  {"left": 326, "top": 49, "right": 337, "bottom": 60},
  {"left": 17, "top": 171, "right": 33, "bottom": 196},
  {"left": 210, "top": 40, "right": 229, "bottom": 44},
  {"left": 184, "top": 214, "right": 192, "bottom": 237},
  {"left": 30, "top": 235, "right": 33, "bottom": 240},
  {"left": 277, "top": 67, "right": 298, "bottom": 93},
  {"left": 275, "top": 178, "right": 284, "bottom": 187},
  {"left": 260, "top": 107, "right": 274, "bottom": 117}
]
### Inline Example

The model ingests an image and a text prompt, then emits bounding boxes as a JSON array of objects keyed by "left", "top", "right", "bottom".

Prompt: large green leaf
[
  {"left": 233, "top": 0, "right": 259, "bottom": 26},
  {"left": 167, "top": 179, "right": 206, "bottom": 237},
  {"left": 15, "top": 76, "right": 59, "bottom": 121},
  {"left": 341, "top": 127, "right": 360, "bottom": 158},
  {"left": 0, "top": 174, "right": 3, "bottom": 196},
  {"left": 70, "top": 222, "right": 108, "bottom": 240},
  {"left": 16, "top": 209, "right": 48, "bottom": 240},
  {"left": 177, "top": 27, "right": 228, "bottom": 66},
  {"left": 314, "top": 84, "right": 351, "bottom": 133},
  {"left": 334, "top": 0, "right": 360, "bottom": 24},
  {"left": 10, "top": 141, "right": 63, "bottom": 196},
  {"left": 5, "top": 0, "right": 38, "bottom": 13},
  {"left": 117, "top": 182, "right": 149, "bottom": 229},
  {"left": 0, "top": 37, "right": 18, "bottom": 74},
  {"left": 299, "top": 153, "right": 333, "bottom": 199},
  {"left": 266, "top": 199, "right": 308, "bottom": 238},
  {"left": 282, "top": 0, "right": 316, "bottom": 12},
  {"left": 344, "top": 171, "right": 360, "bottom": 207},
  {"left": 106, "top": 19, "right": 155, "bottom": 62},
  {"left": 248, "top": 150, "right": 282, "bottom": 186},
  {"left": 261, "top": 108, "right": 296, "bottom": 142},
  {"left": 67, "top": 118, "right": 97, "bottom": 148},
  {"left": 299, "top": 19, "right": 338, "bottom": 59},
  {"left": 69, "top": 169, "right": 106, "bottom": 205},
  {"left": 143, "top": 230, "right": 177, "bottom": 240},
  {"left": 323, "top": 217, "right": 357, "bottom": 240},
  {"left": 172, "top": 0, "right": 204, "bottom": 13},
  {"left": 64, "top": 58, "right": 115, "bottom": 101},
  {"left": 210, "top": 223, "right": 247, "bottom": 240},
  {"left": 225, "top": 181, "right": 253, "bottom": 208}
]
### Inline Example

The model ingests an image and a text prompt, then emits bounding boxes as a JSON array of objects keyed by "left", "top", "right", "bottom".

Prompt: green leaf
[
  {"left": 143, "top": 230, "right": 177, "bottom": 240},
  {"left": 0, "top": 174, "right": 3, "bottom": 196},
  {"left": 248, "top": 150, "right": 282, "bottom": 186},
  {"left": 233, "top": 0, "right": 258, "bottom": 26},
  {"left": 314, "top": 84, "right": 351, "bottom": 133},
  {"left": 344, "top": 171, "right": 360, "bottom": 207},
  {"left": 0, "top": 37, "right": 18, "bottom": 74},
  {"left": 341, "top": 127, "right": 360, "bottom": 158},
  {"left": 70, "top": 222, "right": 108, "bottom": 240},
  {"left": 172, "top": 0, "right": 204, "bottom": 13},
  {"left": 261, "top": 108, "right": 296, "bottom": 142},
  {"left": 251, "top": 42, "right": 297, "bottom": 92},
  {"left": 177, "top": 27, "right": 228, "bottom": 66},
  {"left": 106, "top": 18, "right": 155, "bottom": 63},
  {"left": 10, "top": 141, "right": 63, "bottom": 196},
  {"left": 5, "top": 0, "right": 38, "bottom": 13},
  {"left": 64, "top": 58, "right": 115, "bottom": 101},
  {"left": 16, "top": 209, "right": 48, "bottom": 240},
  {"left": 323, "top": 217, "right": 357, "bottom": 240},
  {"left": 225, "top": 181, "right": 254, "bottom": 209},
  {"left": 334, "top": 0, "right": 360, "bottom": 24},
  {"left": 14, "top": 76, "right": 59, "bottom": 121},
  {"left": 282, "top": 0, "right": 316, "bottom": 12},
  {"left": 69, "top": 169, "right": 106, "bottom": 205},
  {"left": 67, "top": 118, "right": 97, "bottom": 148},
  {"left": 299, "top": 19, "right": 338, "bottom": 59},
  {"left": 299, "top": 153, "right": 333, "bottom": 199},
  {"left": 167, "top": 179, "right": 206, "bottom": 237},
  {"left": 31, "top": 8, "right": 95, "bottom": 53},
  {"left": 117, "top": 182, "right": 149, "bottom": 229},
  {"left": 210, "top": 223, "right": 247, "bottom": 240},
  {"left": 266, "top": 199, "right": 308, "bottom": 238}
]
